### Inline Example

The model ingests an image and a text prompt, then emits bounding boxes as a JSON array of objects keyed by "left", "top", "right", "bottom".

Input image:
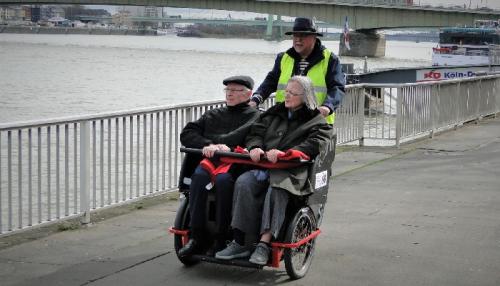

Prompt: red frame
[
  {"left": 169, "top": 227, "right": 190, "bottom": 246},
  {"left": 169, "top": 227, "right": 321, "bottom": 268}
]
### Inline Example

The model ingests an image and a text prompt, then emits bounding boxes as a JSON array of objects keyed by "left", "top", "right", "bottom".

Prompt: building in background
[
  {"left": 0, "top": 6, "right": 27, "bottom": 22},
  {"left": 112, "top": 9, "right": 131, "bottom": 28},
  {"left": 116, "top": 6, "right": 163, "bottom": 28},
  {"left": 338, "top": 0, "right": 413, "bottom": 5},
  {"left": 39, "top": 5, "right": 65, "bottom": 20},
  {"left": 118, "top": 6, "right": 162, "bottom": 18}
]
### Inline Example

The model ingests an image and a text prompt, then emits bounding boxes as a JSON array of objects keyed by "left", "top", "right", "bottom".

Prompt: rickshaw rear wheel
[
  {"left": 173, "top": 196, "right": 198, "bottom": 266},
  {"left": 284, "top": 207, "right": 317, "bottom": 280}
]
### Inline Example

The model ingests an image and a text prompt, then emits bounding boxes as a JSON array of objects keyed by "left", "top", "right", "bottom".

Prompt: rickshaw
[{"left": 169, "top": 134, "right": 336, "bottom": 279}]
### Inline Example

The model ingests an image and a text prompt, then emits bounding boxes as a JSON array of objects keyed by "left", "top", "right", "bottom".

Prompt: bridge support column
[
  {"left": 265, "top": 14, "right": 274, "bottom": 40},
  {"left": 339, "top": 30, "right": 386, "bottom": 57},
  {"left": 264, "top": 14, "right": 283, "bottom": 41},
  {"left": 276, "top": 15, "right": 282, "bottom": 41}
]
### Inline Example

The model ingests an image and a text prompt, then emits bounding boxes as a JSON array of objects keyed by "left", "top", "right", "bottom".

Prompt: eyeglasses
[
  {"left": 285, "top": 89, "right": 303, "bottom": 97},
  {"left": 224, "top": 88, "right": 246, "bottom": 94}
]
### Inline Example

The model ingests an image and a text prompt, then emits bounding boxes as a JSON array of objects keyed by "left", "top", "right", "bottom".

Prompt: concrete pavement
[{"left": 1, "top": 116, "right": 499, "bottom": 286}]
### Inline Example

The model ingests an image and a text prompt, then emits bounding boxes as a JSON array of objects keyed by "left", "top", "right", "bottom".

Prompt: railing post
[
  {"left": 80, "top": 121, "right": 90, "bottom": 224},
  {"left": 358, "top": 88, "right": 365, "bottom": 147},
  {"left": 395, "top": 87, "right": 402, "bottom": 148},
  {"left": 476, "top": 79, "right": 481, "bottom": 124},
  {"left": 496, "top": 78, "right": 499, "bottom": 116},
  {"left": 186, "top": 107, "right": 193, "bottom": 123},
  {"left": 430, "top": 84, "right": 436, "bottom": 136},
  {"left": 454, "top": 82, "right": 460, "bottom": 130}
]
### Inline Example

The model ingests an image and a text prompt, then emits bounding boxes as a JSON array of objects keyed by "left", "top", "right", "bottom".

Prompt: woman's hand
[
  {"left": 266, "top": 149, "right": 285, "bottom": 163},
  {"left": 249, "top": 148, "right": 265, "bottom": 162}
]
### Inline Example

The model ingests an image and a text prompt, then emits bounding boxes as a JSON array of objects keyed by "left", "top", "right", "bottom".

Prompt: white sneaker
[
  {"left": 249, "top": 242, "right": 271, "bottom": 265},
  {"left": 215, "top": 240, "right": 251, "bottom": 260}
]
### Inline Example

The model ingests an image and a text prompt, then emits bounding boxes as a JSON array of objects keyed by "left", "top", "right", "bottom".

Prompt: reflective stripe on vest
[{"left": 276, "top": 50, "right": 335, "bottom": 124}]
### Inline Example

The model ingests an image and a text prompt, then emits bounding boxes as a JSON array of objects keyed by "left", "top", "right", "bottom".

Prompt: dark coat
[
  {"left": 180, "top": 102, "right": 259, "bottom": 149},
  {"left": 245, "top": 103, "right": 333, "bottom": 196}
]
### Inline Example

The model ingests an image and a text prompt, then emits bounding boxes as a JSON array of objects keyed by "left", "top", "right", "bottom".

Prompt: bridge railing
[{"left": 1, "top": 75, "right": 499, "bottom": 236}]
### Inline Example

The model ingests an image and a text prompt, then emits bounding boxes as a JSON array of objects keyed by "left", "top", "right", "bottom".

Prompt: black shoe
[{"left": 178, "top": 239, "right": 202, "bottom": 258}]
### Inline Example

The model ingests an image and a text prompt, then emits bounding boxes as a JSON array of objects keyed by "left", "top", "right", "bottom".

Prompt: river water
[{"left": 0, "top": 33, "right": 435, "bottom": 123}]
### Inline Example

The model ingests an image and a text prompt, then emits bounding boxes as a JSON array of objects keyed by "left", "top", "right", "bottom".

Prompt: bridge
[
  {"left": 2, "top": 0, "right": 500, "bottom": 56},
  {"left": 75, "top": 15, "right": 342, "bottom": 40},
  {"left": 2, "top": 0, "right": 500, "bottom": 30},
  {"left": 76, "top": 16, "right": 338, "bottom": 29}
]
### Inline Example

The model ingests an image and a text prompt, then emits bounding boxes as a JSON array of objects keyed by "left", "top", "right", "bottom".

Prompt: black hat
[
  {"left": 285, "top": 17, "right": 323, "bottom": 36},
  {"left": 223, "top": 75, "right": 254, "bottom": 90}
]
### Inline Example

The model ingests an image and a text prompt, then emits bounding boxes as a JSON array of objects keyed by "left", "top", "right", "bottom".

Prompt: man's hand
[
  {"left": 265, "top": 149, "right": 285, "bottom": 163},
  {"left": 249, "top": 148, "right": 265, "bottom": 162},
  {"left": 202, "top": 144, "right": 219, "bottom": 158},
  {"left": 202, "top": 144, "right": 230, "bottom": 158},
  {"left": 216, "top": 144, "right": 230, "bottom": 152},
  {"left": 248, "top": 101, "right": 257, "bottom": 108},
  {"left": 318, "top": 106, "right": 331, "bottom": 117}
]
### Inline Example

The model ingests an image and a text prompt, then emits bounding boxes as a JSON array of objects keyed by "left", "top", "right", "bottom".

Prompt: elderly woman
[{"left": 215, "top": 76, "right": 334, "bottom": 265}]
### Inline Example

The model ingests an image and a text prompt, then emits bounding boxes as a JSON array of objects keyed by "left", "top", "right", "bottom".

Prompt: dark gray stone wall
[{"left": 339, "top": 31, "right": 386, "bottom": 57}]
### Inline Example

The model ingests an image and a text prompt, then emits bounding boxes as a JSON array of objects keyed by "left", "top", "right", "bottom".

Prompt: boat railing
[
  {"left": 1, "top": 75, "right": 499, "bottom": 236},
  {"left": 433, "top": 46, "right": 491, "bottom": 56},
  {"left": 489, "top": 44, "right": 500, "bottom": 64}
]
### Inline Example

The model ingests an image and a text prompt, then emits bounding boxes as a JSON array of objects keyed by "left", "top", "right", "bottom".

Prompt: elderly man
[
  {"left": 250, "top": 17, "right": 345, "bottom": 124},
  {"left": 178, "top": 75, "right": 260, "bottom": 258}
]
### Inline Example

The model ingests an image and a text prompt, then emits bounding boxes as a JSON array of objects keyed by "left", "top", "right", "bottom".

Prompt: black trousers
[{"left": 189, "top": 165, "right": 234, "bottom": 240}]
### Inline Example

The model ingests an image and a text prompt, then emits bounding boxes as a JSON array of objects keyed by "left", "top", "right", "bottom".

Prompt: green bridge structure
[
  {"left": 75, "top": 15, "right": 339, "bottom": 40},
  {"left": 2, "top": 0, "right": 500, "bottom": 56}
]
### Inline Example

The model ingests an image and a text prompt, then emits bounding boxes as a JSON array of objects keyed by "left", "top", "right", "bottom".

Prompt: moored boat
[{"left": 432, "top": 19, "right": 500, "bottom": 67}]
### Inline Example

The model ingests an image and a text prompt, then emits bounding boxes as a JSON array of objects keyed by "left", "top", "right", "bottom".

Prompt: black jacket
[
  {"left": 245, "top": 103, "right": 334, "bottom": 195},
  {"left": 246, "top": 103, "right": 333, "bottom": 159},
  {"left": 180, "top": 102, "right": 260, "bottom": 149},
  {"left": 252, "top": 39, "right": 345, "bottom": 112}
]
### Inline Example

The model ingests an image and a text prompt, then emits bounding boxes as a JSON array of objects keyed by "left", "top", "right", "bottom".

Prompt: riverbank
[
  {"left": 0, "top": 26, "right": 157, "bottom": 36},
  {"left": 0, "top": 25, "right": 439, "bottom": 43}
]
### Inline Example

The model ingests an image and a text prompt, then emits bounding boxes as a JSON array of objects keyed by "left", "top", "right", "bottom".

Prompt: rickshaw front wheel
[
  {"left": 284, "top": 207, "right": 317, "bottom": 279},
  {"left": 173, "top": 196, "right": 198, "bottom": 266}
]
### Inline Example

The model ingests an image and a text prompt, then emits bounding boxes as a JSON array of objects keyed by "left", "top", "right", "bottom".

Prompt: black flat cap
[
  {"left": 285, "top": 17, "right": 323, "bottom": 36},
  {"left": 223, "top": 75, "right": 254, "bottom": 90}
]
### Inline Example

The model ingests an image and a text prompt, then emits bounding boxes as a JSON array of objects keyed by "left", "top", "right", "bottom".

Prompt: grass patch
[{"left": 57, "top": 222, "right": 80, "bottom": 232}]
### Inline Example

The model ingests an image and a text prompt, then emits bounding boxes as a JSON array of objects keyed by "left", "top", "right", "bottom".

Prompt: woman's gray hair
[{"left": 287, "top": 76, "right": 318, "bottom": 110}]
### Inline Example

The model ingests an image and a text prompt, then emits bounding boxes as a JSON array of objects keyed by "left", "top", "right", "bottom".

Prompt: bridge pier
[
  {"left": 265, "top": 14, "right": 282, "bottom": 41},
  {"left": 339, "top": 30, "right": 386, "bottom": 57}
]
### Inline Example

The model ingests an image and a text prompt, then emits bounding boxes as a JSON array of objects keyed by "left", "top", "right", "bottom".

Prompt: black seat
[{"left": 178, "top": 152, "right": 203, "bottom": 192}]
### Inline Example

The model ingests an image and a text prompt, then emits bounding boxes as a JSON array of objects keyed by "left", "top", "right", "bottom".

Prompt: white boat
[
  {"left": 156, "top": 28, "right": 175, "bottom": 35},
  {"left": 432, "top": 19, "right": 500, "bottom": 67}
]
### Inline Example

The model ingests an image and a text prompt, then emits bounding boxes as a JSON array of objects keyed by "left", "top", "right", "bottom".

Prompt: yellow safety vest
[{"left": 275, "top": 50, "right": 335, "bottom": 124}]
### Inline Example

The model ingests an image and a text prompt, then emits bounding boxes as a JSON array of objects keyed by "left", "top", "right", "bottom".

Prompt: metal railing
[
  {"left": 0, "top": 101, "right": 227, "bottom": 235},
  {"left": 1, "top": 75, "right": 499, "bottom": 235},
  {"left": 358, "top": 75, "right": 500, "bottom": 146}
]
